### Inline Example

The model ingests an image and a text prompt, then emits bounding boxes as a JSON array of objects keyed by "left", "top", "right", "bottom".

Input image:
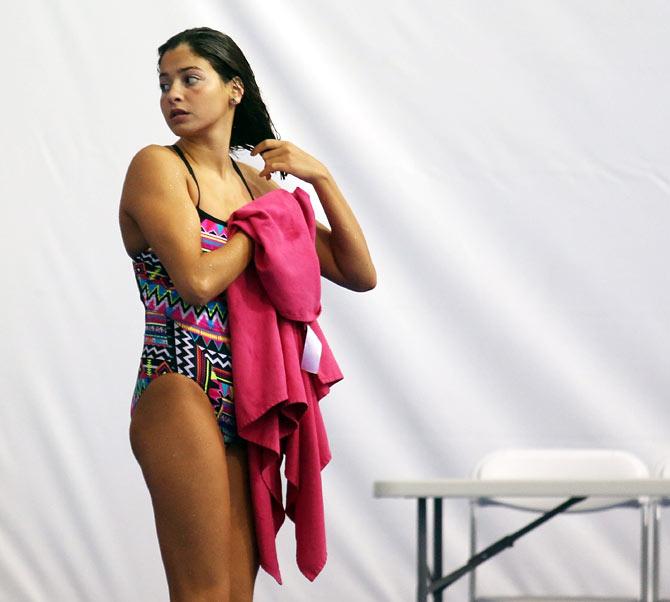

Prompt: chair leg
[
  {"left": 651, "top": 501, "right": 660, "bottom": 602},
  {"left": 641, "top": 502, "right": 650, "bottom": 602},
  {"left": 468, "top": 500, "right": 477, "bottom": 602}
]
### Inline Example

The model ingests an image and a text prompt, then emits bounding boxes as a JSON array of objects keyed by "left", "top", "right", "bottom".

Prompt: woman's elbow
[
  {"left": 349, "top": 269, "right": 377, "bottom": 292},
  {"left": 175, "top": 275, "right": 213, "bottom": 306}
]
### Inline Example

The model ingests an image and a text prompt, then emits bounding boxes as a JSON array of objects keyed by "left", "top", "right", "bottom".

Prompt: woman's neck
[{"left": 177, "top": 127, "right": 235, "bottom": 177}]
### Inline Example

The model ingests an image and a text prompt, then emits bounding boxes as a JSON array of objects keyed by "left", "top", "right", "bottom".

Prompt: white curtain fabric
[{"left": 2, "top": 1, "right": 670, "bottom": 600}]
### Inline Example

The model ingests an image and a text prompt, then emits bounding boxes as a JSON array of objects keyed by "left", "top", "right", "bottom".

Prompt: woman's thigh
[
  {"left": 128, "top": 373, "right": 235, "bottom": 599},
  {"left": 226, "top": 442, "right": 259, "bottom": 600}
]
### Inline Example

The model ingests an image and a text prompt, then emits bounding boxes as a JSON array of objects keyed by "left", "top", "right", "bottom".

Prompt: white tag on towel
[{"left": 301, "top": 324, "right": 322, "bottom": 374}]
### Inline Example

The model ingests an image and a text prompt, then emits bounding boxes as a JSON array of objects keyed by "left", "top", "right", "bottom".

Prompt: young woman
[{"left": 119, "top": 27, "right": 375, "bottom": 602}]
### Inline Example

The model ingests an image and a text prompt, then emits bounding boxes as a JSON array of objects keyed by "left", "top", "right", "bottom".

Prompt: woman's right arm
[{"left": 119, "top": 145, "right": 253, "bottom": 305}]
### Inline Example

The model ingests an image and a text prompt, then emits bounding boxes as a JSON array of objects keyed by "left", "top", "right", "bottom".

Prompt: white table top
[{"left": 374, "top": 478, "right": 670, "bottom": 499}]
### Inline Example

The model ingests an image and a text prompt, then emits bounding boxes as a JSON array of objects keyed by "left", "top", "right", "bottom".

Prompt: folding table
[{"left": 374, "top": 478, "right": 670, "bottom": 601}]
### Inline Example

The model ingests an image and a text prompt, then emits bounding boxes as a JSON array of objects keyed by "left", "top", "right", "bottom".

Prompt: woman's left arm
[{"left": 252, "top": 140, "right": 377, "bottom": 292}]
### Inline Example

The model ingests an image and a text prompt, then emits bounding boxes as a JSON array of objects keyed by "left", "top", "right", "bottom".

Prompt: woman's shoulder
[
  {"left": 121, "top": 145, "right": 186, "bottom": 210},
  {"left": 128, "top": 144, "right": 179, "bottom": 171}
]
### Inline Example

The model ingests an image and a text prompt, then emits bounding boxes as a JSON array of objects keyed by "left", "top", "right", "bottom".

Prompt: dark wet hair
[{"left": 158, "top": 27, "right": 286, "bottom": 179}]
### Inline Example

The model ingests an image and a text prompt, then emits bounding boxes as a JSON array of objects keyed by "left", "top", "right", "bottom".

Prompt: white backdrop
[{"left": 2, "top": 1, "right": 670, "bottom": 600}]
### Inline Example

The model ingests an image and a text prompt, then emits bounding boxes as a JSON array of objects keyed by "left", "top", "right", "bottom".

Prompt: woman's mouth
[{"left": 170, "top": 109, "right": 190, "bottom": 120}]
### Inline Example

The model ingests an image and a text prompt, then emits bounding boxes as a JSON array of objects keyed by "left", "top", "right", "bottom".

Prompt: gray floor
[{"left": 476, "top": 598, "right": 643, "bottom": 602}]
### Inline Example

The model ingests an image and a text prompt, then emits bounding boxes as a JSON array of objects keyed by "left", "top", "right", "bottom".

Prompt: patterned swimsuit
[{"left": 129, "top": 145, "right": 255, "bottom": 444}]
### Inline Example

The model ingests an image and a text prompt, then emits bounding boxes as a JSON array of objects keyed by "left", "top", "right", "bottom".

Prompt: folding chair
[
  {"left": 651, "top": 457, "right": 670, "bottom": 602},
  {"left": 468, "top": 449, "right": 650, "bottom": 602}
]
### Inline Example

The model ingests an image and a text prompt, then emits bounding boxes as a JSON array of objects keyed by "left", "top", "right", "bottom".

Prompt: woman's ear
[{"left": 231, "top": 76, "right": 245, "bottom": 103}]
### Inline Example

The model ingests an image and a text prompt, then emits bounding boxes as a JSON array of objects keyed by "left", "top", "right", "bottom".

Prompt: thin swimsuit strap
[
  {"left": 169, "top": 144, "right": 255, "bottom": 210},
  {"left": 231, "top": 157, "right": 255, "bottom": 201},
  {"left": 170, "top": 144, "right": 201, "bottom": 207}
]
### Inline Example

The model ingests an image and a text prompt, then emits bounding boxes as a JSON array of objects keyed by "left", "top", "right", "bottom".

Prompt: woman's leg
[
  {"left": 129, "top": 373, "right": 257, "bottom": 602},
  {"left": 225, "top": 442, "right": 259, "bottom": 600}
]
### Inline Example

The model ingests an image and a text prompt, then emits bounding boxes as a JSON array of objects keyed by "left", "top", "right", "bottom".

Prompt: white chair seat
[
  {"left": 474, "top": 449, "right": 649, "bottom": 512},
  {"left": 469, "top": 448, "right": 650, "bottom": 602}
]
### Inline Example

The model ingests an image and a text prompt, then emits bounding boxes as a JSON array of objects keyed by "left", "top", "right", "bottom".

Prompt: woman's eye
[
  {"left": 159, "top": 82, "right": 169, "bottom": 92},
  {"left": 185, "top": 75, "right": 199, "bottom": 85}
]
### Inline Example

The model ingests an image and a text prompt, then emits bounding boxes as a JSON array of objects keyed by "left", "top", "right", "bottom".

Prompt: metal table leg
[
  {"left": 418, "top": 498, "right": 428, "bottom": 601},
  {"left": 433, "top": 498, "right": 443, "bottom": 602}
]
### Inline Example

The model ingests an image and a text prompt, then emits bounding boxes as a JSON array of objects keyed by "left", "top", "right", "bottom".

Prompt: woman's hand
[
  {"left": 251, "top": 139, "right": 328, "bottom": 184},
  {"left": 251, "top": 139, "right": 376, "bottom": 292}
]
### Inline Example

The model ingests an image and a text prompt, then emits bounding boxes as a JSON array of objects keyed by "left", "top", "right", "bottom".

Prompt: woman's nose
[{"left": 166, "top": 83, "right": 183, "bottom": 102}]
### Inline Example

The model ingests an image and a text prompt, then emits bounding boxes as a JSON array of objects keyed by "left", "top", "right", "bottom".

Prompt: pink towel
[{"left": 227, "top": 187, "right": 343, "bottom": 583}]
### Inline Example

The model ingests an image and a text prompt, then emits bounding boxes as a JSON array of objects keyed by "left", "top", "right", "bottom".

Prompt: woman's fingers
[
  {"left": 251, "top": 138, "right": 283, "bottom": 157},
  {"left": 258, "top": 161, "right": 288, "bottom": 179},
  {"left": 256, "top": 148, "right": 284, "bottom": 162}
]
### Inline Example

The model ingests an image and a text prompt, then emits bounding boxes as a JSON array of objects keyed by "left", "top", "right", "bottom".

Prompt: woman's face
[{"left": 158, "top": 43, "right": 234, "bottom": 136}]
